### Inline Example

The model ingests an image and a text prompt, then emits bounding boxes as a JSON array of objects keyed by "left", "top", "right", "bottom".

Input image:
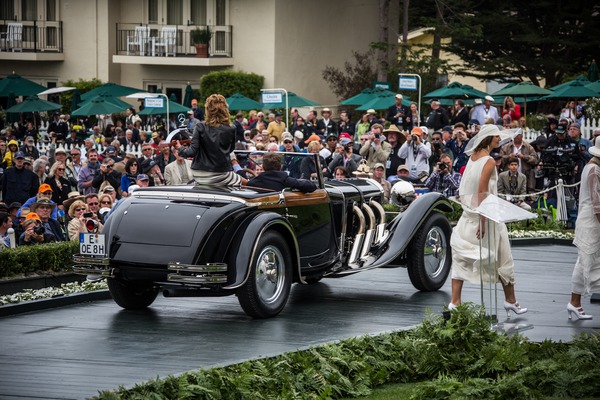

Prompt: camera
[
  {"left": 83, "top": 212, "right": 93, "bottom": 218},
  {"left": 344, "top": 144, "right": 352, "bottom": 152},
  {"left": 33, "top": 225, "right": 45, "bottom": 235},
  {"left": 439, "top": 162, "right": 447, "bottom": 170},
  {"left": 374, "top": 133, "right": 380, "bottom": 139}
]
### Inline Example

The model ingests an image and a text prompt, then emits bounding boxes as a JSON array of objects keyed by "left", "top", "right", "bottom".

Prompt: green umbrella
[
  {"left": 80, "top": 82, "right": 143, "bottom": 101},
  {"left": 6, "top": 92, "right": 19, "bottom": 124},
  {"left": 356, "top": 92, "right": 412, "bottom": 110},
  {"left": 183, "top": 83, "right": 193, "bottom": 108},
  {"left": 169, "top": 92, "right": 178, "bottom": 102},
  {"left": 6, "top": 95, "right": 62, "bottom": 113},
  {"left": 549, "top": 75, "right": 590, "bottom": 92},
  {"left": 492, "top": 81, "right": 553, "bottom": 124},
  {"left": 340, "top": 89, "right": 375, "bottom": 105},
  {"left": 138, "top": 99, "right": 190, "bottom": 115},
  {"left": 584, "top": 80, "right": 600, "bottom": 94},
  {"left": 79, "top": 92, "right": 132, "bottom": 109},
  {"left": 261, "top": 91, "right": 319, "bottom": 108},
  {"left": 424, "top": 81, "right": 486, "bottom": 100},
  {"left": 0, "top": 73, "right": 46, "bottom": 97},
  {"left": 70, "top": 88, "right": 81, "bottom": 114},
  {"left": 587, "top": 60, "right": 599, "bottom": 83},
  {"left": 71, "top": 98, "right": 128, "bottom": 116},
  {"left": 542, "top": 80, "right": 599, "bottom": 100},
  {"left": 226, "top": 93, "right": 263, "bottom": 111}
]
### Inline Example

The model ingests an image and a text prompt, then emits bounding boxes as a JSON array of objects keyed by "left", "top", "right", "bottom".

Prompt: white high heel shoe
[
  {"left": 503, "top": 301, "right": 527, "bottom": 318},
  {"left": 567, "top": 303, "right": 593, "bottom": 320},
  {"left": 448, "top": 303, "right": 458, "bottom": 311}
]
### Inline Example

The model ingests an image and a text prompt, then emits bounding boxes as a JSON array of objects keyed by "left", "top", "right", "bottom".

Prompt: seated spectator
[
  {"left": 372, "top": 163, "right": 391, "bottom": 203},
  {"left": 388, "top": 164, "right": 411, "bottom": 184},
  {"left": 44, "top": 161, "right": 71, "bottom": 210},
  {"left": 333, "top": 166, "right": 350, "bottom": 179},
  {"left": 247, "top": 152, "right": 317, "bottom": 193},
  {"left": 425, "top": 153, "right": 461, "bottom": 197},
  {"left": 19, "top": 213, "right": 58, "bottom": 245},
  {"left": 30, "top": 198, "right": 66, "bottom": 241},
  {"left": 0, "top": 212, "right": 13, "bottom": 250},
  {"left": 98, "top": 193, "right": 114, "bottom": 223},
  {"left": 300, "top": 141, "right": 328, "bottom": 179},
  {"left": 140, "top": 158, "right": 166, "bottom": 186},
  {"left": 17, "top": 183, "right": 59, "bottom": 220},
  {"left": 498, "top": 157, "right": 531, "bottom": 210}
]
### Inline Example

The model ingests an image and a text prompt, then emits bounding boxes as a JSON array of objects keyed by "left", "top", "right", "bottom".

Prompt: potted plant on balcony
[{"left": 191, "top": 27, "right": 211, "bottom": 58}]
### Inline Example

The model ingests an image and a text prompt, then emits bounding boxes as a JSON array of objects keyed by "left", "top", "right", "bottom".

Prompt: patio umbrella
[
  {"left": 79, "top": 93, "right": 132, "bottom": 109},
  {"left": 584, "top": 80, "right": 600, "bottom": 94},
  {"left": 587, "top": 60, "right": 599, "bottom": 83},
  {"left": 80, "top": 82, "right": 143, "bottom": 101},
  {"left": 138, "top": 99, "right": 190, "bottom": 115},
  {"left": 424, "top": 82, "right": 486, "bottom": 100},
  {"left": 182, "top": 83, "right": 193, "bottom": 108},
  {"left": 0, "top": 73, "right": 46, "bottom": 97},
  {"left": 492, "top": 81, "right": 553, "bottom": 124},
  {"left": 71, "top": 98, "right": 128, "bottom": 116},
  {"left": 356, "top": 92, "right": 411, "bottom": 110},
  {"left": 6, "top": 95, "right": 62, "bottom": 128},
  {"left": 542, "top": 80, "right": 599, "bottom": 100},
  {"left": 169, "top": 92, "right": 178, "bottom": 102},
  {"left": 341, "top": 88, "right": 375, "bottom": 106},
  {"left": 226, "top": 93, "right": 263, "bottom": 111},
  {"left": 6, "top": 92, "right": 18, "bottom": 123},
  {"left": 549, "top": 75, "right": 590, "bottom": 92},
  {"left": 261, "top": 92, "right": 319, "bottom": 108},
  {"left": 70, "top": 88, "right": 81, "bottom": 113}
]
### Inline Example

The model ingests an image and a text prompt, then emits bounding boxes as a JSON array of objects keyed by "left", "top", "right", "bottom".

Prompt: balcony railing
[
  {"left": 0, "top": 20, "right": 63, "bottom": 52},
  {"left": 116, "top": 23, "right": 232, "bottom": 58}
]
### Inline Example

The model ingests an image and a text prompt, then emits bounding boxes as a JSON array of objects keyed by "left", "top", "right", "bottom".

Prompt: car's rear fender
[
  {"left": 369, "top": 192, "right": 453, "bottom": 268},
  {"left": 223, "top": 212, "right": 301, "bottom": 289}
]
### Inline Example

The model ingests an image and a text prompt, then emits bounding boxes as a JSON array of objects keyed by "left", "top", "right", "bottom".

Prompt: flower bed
[{"left": 0, "top": 280, "right": 108, "bottom": 306}]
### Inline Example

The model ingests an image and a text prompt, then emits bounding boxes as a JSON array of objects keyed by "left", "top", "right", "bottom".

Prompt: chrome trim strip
[
  {"left": 72, "top": 255, "right": 111, "bottom": 266},
  {"left": 131, "top": 190, "right": 249, "bottom": 205},
  {"left": 167, "top": 274, "right": 228, "bottom": 284},
  {"left": 167, "top": 262, "right": 227, "bottom": 273}
]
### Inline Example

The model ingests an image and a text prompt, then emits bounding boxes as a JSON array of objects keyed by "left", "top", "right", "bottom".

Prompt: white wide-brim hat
[
  {"left": 464, "top": 125, "right": 516, "bottom": 156},
  {"left": 590, "top": 136, "right": 600, "bottom": 158}
]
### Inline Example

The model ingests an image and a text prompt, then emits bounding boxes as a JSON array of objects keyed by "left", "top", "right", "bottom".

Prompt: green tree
[
  {"left": 321, "top": 50, "right": 378, "bottom": 102},
  {"left": 199, "top": 70, "right": 264, "bottom": 101},
  {"left": 60, "top": 78, "right": 103, "bottom": 113}
]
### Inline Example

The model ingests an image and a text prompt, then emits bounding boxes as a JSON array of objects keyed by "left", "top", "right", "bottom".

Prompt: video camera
[{"left": 539, "top": 145, "right": 577, "bottom": 182}]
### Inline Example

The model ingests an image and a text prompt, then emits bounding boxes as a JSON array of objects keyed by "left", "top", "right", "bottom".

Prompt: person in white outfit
[
  {"left": 449, "top": 125, "right": 527, "bottom": 318},
  {"left": 398, "top": 126, "right": 431, "bottom": 182},
  {"left": 567, "top": 136, "right": 600, "bottom": 320},
  {"left": 471, "top": 95, "right": 500, "bottom": 125}
]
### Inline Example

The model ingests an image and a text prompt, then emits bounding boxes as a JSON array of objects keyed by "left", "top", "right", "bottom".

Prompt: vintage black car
[{"left": 73, "top": 152, "right": 453, "bottom": 318}]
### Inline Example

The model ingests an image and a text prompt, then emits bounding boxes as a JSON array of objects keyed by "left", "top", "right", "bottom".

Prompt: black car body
[{"left": 74, "top": 152, "right": 453, "bottom": 318}]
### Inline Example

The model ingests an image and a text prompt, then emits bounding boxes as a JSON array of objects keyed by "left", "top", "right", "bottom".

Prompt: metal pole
[
  {"left": 261, "top": 88, "right": 288, "bottom": 130},
  {"left": 397, "top": 73, "right": 422, "bottom": 123}
]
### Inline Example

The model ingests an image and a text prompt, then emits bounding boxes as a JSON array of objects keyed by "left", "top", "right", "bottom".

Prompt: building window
[
  {"left": 167, "top": 0, "right": 183, "bottom": 25},
  {"left": 190, "top": 0, "right": 206, "bottom": 25},
  {"left": 0, "top": 1, "right": 15, "bottom": 20},
  {"left": 148, "top": 0, "right": 158, "bottom": 24}
]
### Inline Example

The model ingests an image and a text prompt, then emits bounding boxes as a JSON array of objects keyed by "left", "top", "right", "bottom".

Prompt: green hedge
[
  {"left": 0, "top": 241, "right": 79, "bottom": 279},
  {"left": 200, "top": 70, "right": 264, "bottom": 101}
]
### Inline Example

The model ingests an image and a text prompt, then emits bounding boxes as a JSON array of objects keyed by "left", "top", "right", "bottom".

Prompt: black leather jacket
[{"left": 179, "top": 122, "right": 236, "bottom": 173}]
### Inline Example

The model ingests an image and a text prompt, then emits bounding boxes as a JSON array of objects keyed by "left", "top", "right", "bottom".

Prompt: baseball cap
[
  {"left": 14, "top": 151, "right": 25, "bottom": 159},
  {"left": 474, "top": 99, "right": 482, "bottom": 105},
  {"left": 136, "top": 174, "right": 149, "bottom": 181},
  {"left": 105, "top": 145, "right": 116, "bottom": 154},
  {"left": 25, "top": 212, "right": 41, "bottom": 222},
  {"left": 570, "top": 122, "right": 581, "bottom": 129},
  {"left": 395, "top": 94, "right": 403, "bottom": 100},
  {"left": 339, "top": 132, "right": 352, "bottom": 140},
  {"left": 304, "top": 134, "right": 321, "bottom": 144},
  {"left": 366, "top": 109, "right": 377, "bottom": 115},
  {"left": 294, "top": 130, "right": 304, "bottom": 139},
  {"left": 411, "top": 127, "right": 423, "bottom": 136},
  {"left": 187, "top": 110, "right": 194, "bottom": 114},
  {"left": 38, "top": 183, "right": 53, "bottom": 193},
  {"left": 281, "top": 132, "right": 294, "bottom": 142},
  {"left": 339, "top": 138, "right": 353, "bottom": 146},
  {"left": 26, "top": 136, "right": 34, "bottom": 142},
  {"left": 556, "top": 123, "right": 567, "bottom": 134},
  {"left": 373, "top": 162, "right": 385, "bottom": 170},
  {"left": 55, "top": 147, "right": 67, "bottom": 155},
  {"left": 442, "top": 125, "right": 453, "bottom": 133},
  {"left": 397, "top": 165, "right": 409, "bottom": 172}
]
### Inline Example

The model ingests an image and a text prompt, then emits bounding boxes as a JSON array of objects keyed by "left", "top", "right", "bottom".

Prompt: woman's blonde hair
[
  {"left": 48, "top": 161, "right": 65, "bottom": 178},
  {"left": 204, "top": 94, "right": 231, "bottom": 127},
  {"left": 68, "top": 200, "right": 87, "bottom": 219},
  {"left": 98, "top": 193, "right": 113, "bottom": 208}
]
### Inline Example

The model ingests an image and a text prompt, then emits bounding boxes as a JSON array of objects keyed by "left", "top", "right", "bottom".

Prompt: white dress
[
  {"left": 450, "top": 155, "right": 515, "bottom": 285},
  {"left": 571, "top": 162, "right": 600, "bottom": 295}
]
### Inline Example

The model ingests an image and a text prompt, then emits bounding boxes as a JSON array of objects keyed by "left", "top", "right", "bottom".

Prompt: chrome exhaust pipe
[
  {"left": 348, "top": 205, "right": 366, "bottom": 267},
  {"left": 369, "top": 199, "right": 389, "bottom": 244},
  {"left": 360, "top": 203, "right": 377, "bottom": 258}
]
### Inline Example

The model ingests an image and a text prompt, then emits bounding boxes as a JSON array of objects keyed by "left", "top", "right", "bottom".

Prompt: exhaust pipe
[
  {"left": 360, "top": 203, "right": 377, "bottom": 258},
  {"left": 348, "top": 205, "right": 366, "bottom": 267},
  {"left": 369, "top": 199, "right": 389, "bottom": 244}
]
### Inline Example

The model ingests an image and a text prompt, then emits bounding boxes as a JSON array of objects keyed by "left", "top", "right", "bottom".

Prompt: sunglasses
[
  {"left": 327, "top": 138, "right": 338, "bottom": 141},
  {"left": 143, "top": 148, "right": 153, "bottom": 151},
  {"left": 283, "top": 140, "right": 292, "bottom": 144},
  {"left": 57, "top": 168, "right": 65, "bottom": 171},
  {"left": 71, "top": 153, "right": 80, "bottom": 156},
  {"left": 101, "top": 200, "right": 111, "bottom": 205},
  {"left": 88, "top": 202, "right": 99, "bottom": 206},
  {"left": 75, "top": 207, "right": 86, "bottom": 212}
]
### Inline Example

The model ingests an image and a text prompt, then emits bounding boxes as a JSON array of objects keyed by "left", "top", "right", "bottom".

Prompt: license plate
[{"left": 79, "top": 233, "right": 106, "bottom": 256}]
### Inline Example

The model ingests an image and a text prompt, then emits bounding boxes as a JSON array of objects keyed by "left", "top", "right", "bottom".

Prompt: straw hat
[{"left": 63, "top": 191, "right": 86, "bottom": 211}]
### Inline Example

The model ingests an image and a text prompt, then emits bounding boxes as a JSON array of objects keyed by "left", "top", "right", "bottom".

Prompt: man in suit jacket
[
  {"left": 247, "top": 152, "right": 317, "bottom": 193},
  {"left": 497, "top": 157, "right": 531, "bottom": 210},
  {"left": 386, "top": 94, "right": 411, "bottom": 131},
  {"left": 499, "top": 130, "right": 538, "bottom": 193},
  {"left": 450, "top": 99, "right": 470, "bottom": 126}
]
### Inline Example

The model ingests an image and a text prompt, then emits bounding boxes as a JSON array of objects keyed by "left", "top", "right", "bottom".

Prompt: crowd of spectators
[{"left": 0, "top": 95, "right": 597, "bottom": 249}]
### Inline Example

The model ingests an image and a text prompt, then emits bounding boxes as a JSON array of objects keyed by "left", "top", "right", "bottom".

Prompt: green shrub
[
  {"left": 0, "top": 241, "right": 79, "bottom": 279},
  {"left": 200, "top": 70, "right": 264, "bottom": 101}
]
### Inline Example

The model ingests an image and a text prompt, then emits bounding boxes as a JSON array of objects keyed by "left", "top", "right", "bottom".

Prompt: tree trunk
[
  {"left": 377, "top": 0, "right": 391, "bottom": 82},
  {"left": 399, "top": 0, "right": 409, "bottom": 73},
  {"left": 429, "top": 0, "right": 444, "bottom": 81}
]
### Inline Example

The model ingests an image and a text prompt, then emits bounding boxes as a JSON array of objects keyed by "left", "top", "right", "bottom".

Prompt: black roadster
[{"left": 73, "top": 152, "right": 453, "bottom": 318}]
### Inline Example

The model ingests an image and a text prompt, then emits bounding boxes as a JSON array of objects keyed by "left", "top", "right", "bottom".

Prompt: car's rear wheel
[
  {"left": 107, "top": 278, "right": 159, "bottom": 310},
  {"left": 407, "top": 212, "right": 452, "bottom": 291},
  {"left": 237, "top": 231, "right": 292, "bottom": 318}
]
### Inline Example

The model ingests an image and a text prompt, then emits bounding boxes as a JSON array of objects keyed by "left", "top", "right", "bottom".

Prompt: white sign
[
  {"left": 398, "top": 76, "right": 418, "bottom": 91},
  {"left": 80, "top": 233, "right": 106, "bottom": 256},
  {"left": 261, "top": 93, "right": 282, "bottom": 103},
  {"left": 145, "top": 98, "right": 164, "bottom": 108}
]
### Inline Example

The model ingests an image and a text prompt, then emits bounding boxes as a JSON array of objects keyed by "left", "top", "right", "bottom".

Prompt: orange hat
[
  {"left": 191, "top": 99, "right": 198, "bottom": 105},
  {"left": 304, "top": 134, "right": 322, "bottom": 145},
  {"left": 25, "top": 212, "right": 41, "bottom": 222},
  {"left": 38, "top": 183, "right": 53, "bottom": 193},
  {"left": 411, "top": 127, "right": 423, "bottom": 136}
]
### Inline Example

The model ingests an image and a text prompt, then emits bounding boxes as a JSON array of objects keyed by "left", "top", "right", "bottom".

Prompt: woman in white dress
[
  {"left": 449, "top": 125, "right": 527, "bottom": 317},
  {"left": 568, "top": 136, "right": 600, "bottom": 320}
]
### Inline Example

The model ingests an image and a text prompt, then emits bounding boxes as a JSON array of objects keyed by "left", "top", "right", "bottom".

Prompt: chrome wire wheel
[
  {"left": 255, "top": 245, "right": 286, "bottom": 305},
  {"left": 423, "top": 226, "right": 448, "bottom": 281}
]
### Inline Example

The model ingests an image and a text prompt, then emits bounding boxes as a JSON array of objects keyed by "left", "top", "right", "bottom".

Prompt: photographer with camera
[
  {"left": 446, "top": 123, "right": 470, "bottom": 173},
  {"left": 498, "top": 157, "right": 531, "bottom": 210},
  {"left": 328, "top": 137, "right": 362, "bottom": 176},
  {"left": 398, "top": 126, "right": 432, "bottom": 183},
  {"left": 92, "top": 158, "right": 122, "bottom": 196},
  {"left": 541, "top": 123, "right": 579, "bottom": 187},
  {"left": 19, "top": 214, "right": 54, "bottom": 246},
  {"left": 359, "top": 124, "right": 392, "bottom": 169},
  {"left": 425, "top": 153, "right": 461, "bottom": 197},
  {"left": 29, "top": 198, "right": 65, "bottom": 241}
]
